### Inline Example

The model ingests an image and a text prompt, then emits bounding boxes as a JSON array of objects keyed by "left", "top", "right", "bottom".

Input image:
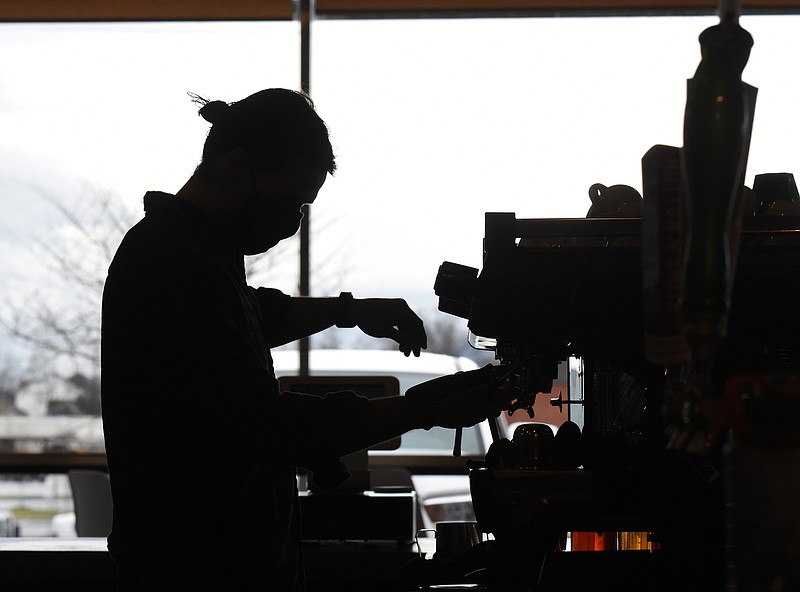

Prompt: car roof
[{"left": 271, "top": 349, "right": 481, "bottom": 376}]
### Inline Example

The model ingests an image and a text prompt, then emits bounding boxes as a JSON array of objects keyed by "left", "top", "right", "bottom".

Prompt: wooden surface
[
  {"left": 316, "top": 0, "right": 800, "bottom": 16},
  {"left": 0, "top": 453, "right": 107, "bottom": 474},
  {"left": 0, "top": 0, "right": 293, "bottom": 22},
  {"left": 2, "top": 0, "right": 800, "bottom": 22}
]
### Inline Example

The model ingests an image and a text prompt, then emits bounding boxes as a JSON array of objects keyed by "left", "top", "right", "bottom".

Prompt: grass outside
[{"left": 8, "top": 507, "right": 59, "bottom": 520}]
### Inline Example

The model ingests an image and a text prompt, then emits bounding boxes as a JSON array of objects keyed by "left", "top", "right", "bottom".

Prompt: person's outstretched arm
[{"left": 259, "top": 292, "right": 427, "bottom": 356}]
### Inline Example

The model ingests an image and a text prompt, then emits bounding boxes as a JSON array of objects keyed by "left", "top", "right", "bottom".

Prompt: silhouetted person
[{"left": 101, "top": 88, "right": 510, "bottom": 591}]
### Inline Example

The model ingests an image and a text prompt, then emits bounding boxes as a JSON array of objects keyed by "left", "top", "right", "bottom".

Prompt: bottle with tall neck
[{"left": 679, "top": 0, "right": 757, "bottom": 442}]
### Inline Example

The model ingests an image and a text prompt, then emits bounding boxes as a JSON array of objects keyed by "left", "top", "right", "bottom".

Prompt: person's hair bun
[
  {"left": 198, "top": 100, "right": 230, "bottom": 125},
  {"left": 188, "top": 92, "right": 230, "bottom": 125}
]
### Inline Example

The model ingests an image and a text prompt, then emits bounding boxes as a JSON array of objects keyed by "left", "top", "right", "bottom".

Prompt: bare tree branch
[{"left": 1, "top": 184, "right": 135, "bottom": 375}]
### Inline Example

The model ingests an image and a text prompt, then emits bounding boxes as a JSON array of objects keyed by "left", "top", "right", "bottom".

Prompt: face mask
[{"left": 228, "top": 189, "right": 304, "bottom": 256}]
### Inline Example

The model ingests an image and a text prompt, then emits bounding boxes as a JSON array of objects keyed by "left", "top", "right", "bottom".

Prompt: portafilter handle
[
  {"left": 453, "top": 427, "right": 463, "bottom": 457},
  {"left": 452, "top": 393, "right": 508, "bottom": 457}
]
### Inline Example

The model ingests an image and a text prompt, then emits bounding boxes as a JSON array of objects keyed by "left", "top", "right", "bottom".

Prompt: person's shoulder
[
  {"left": 108, "top": 194, "right": 193, "bottom": 276},
  {"left": 111, "top": 215, "right": 169, "bottom": 266},
  {"left": 125, "top": 192, "right": 206, "bottom": 247}
]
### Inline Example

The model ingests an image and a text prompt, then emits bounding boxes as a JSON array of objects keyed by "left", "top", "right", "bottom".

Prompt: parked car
[
  {"left": 270, "top": 348, "right": 484, "bottom": 393},
  {"left": 272, "top": 348, "right": 496, "bottom": 530}
]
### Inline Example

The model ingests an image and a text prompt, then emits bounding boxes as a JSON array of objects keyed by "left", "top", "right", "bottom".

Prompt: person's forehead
[
  {"left": 283, "top": 154, "right": 326, "bottom": 176},
  {"left": 258, "top": 159, "right": 327, "bottom": 196}
]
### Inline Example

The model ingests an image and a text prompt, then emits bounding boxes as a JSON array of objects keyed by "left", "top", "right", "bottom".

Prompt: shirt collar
[{"left": 142, "top": 191, "right": 242, "bottom": 261}]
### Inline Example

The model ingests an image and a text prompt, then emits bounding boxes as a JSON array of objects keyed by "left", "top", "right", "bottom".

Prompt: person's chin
[
  {"left": 241, "top": 242, "right": 278, "bottom": 256},
  {"left": 241, "top": 228, "right": 299, "bottom": 255}
]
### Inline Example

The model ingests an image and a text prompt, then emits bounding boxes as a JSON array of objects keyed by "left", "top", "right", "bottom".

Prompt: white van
[{"left": 271, "top": 348, "right": 495, "bottom": 529}]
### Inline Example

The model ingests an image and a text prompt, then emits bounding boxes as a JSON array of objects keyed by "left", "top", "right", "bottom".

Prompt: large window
[
  {"left": 2, "top": 12, "right": 800, "bottom": 535},
  {"left": 5, "top": 14, "right": 798, "bottom": 382}
]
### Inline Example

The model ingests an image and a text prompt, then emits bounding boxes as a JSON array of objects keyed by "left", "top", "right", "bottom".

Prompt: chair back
[{"left": 68, "top": 469, "right": 113, "bottom": 537}]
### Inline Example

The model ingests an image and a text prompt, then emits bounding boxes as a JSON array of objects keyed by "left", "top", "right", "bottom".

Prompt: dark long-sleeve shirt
[{"left": 101, "top": 192, "right": 365, "bottom": 590}]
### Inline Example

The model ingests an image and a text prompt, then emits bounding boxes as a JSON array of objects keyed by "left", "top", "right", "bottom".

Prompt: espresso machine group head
[{"left": 434, "top": 213, "right": 654, "bottom": 398}]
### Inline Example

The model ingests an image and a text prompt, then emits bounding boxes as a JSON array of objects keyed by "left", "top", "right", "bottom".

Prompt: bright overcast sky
[{"left": 1, "top": 14, "right": 799, "bottom": 366}]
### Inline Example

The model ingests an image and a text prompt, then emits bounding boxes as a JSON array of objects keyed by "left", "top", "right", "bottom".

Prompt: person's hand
[
  {"left": 352, "top": 298, "right": 427, "bottom": 356},
  {"left": 405, "top": 365, "right": 517, "bottom": 430}
]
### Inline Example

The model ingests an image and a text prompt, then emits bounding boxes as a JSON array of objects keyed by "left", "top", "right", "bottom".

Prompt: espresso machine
[
  {"left": 397, "top": 6, "right": 800, "bottom": 589},
  {"left": 418, "top": 196, "right": 800, "bottom": 591},
  {"left": 399, "top": 5, "right": 800, "bottom": 589}
]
